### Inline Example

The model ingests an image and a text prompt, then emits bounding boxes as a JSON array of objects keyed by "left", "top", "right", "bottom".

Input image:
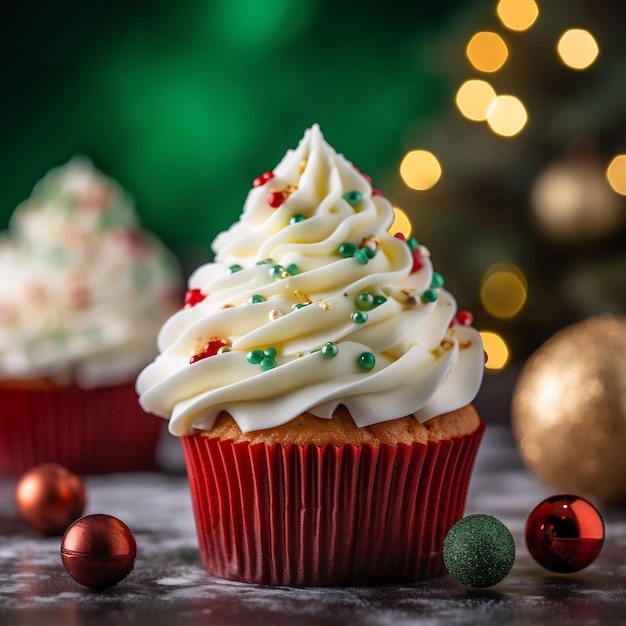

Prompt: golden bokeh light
[
  {"left": 456, "top": 80, "right": 497, "bottom": 121},
  {"left": 606, "top": 155, "right": 626, "bottom": 195},
  {"left": 399, "top": 150, "right": 442, "bottom": 191},
  {"left": 486, "top": 94, "right": 527, "bottom": 136},
  {"left": 496, "top": 0, "right": 539, "bottom": 31},
  {"left": 391, "top": 207, "right": 412, "bottom": 238},
  {"left": 481, "top": 263, "right": 528, "bottom": 319},
  {"left": 480, "top": 331, "right": 510, "bottom": 370},
  {"left": 466, "top": 32, "right": 508, "bottom": 73},
  {"left": 557, "top": 29, "right": 599, "bottom": 70}
]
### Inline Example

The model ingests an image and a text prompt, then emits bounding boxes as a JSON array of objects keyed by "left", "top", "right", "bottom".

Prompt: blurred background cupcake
[{"left": 0, "top": 158, "right": 181, "bottom": 474}]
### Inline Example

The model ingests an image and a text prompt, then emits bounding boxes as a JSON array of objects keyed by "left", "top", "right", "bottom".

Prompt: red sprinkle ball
[
  {"left": 253, "top": 171, "right": 274, "bottom": 187},
  {"left": 190, "top": 340, "right": 229, "bottom": 364},
  {"left": 410, "top": 249, "right": 423, "bottom": 273},
  {"left": 267, "top": 191, "right": 285, "bottom": 208},
  {"left": 184, "top": 289, "right": 206, "bottom": 308},
  {"left": 449, "top": 310, "right": 474, "bottom": 329},
  {"left": 455, "top": 310, "right": 474, "bottom": 326},
  {"left": 393, "top": 233, "right": 422, "bottom": 273}
]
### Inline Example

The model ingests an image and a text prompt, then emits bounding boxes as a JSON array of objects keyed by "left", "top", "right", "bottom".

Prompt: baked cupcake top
[
  {"left": 137, "top": 125, "right": 484, "bottom": 435},
  {"left": 0, "top": 158, "right": 181, "bottom": 387}
]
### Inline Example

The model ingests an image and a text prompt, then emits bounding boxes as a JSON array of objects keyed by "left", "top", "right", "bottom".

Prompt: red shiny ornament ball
[
  {"left": 525, "top": 494, "right": 604, "bottom": 573},
  {"left": 15, "top": 463, "right": 86, "bottom": 536},
  {"left": 61, "top": 514, "right": 137, "bottom": 589}
]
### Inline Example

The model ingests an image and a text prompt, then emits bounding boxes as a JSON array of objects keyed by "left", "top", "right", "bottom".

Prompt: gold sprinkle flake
[
  {"left": 318, "top": 300, "right": 331, "bottom": 311},
  {"left": 299, "top": 159, "right": 308, "bottom": 174},
  {"left": 441, "top": 339, "right": 454, "bottom": 352},
  {"left": 294, "top": 290, "right": 312, "bottom": 304},
  {"left": 459, "top": 340, "right": 473, "bottom": 350}
]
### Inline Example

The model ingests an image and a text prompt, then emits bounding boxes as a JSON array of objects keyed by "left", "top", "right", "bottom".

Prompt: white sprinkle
[{"left": 269, "top": 308, "right": 285, "bottom": 321}]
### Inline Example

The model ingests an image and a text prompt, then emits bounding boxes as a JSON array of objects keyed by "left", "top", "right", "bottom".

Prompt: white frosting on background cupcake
[{"left": 0, "top": 158, "right": 181, "bottom": 387}]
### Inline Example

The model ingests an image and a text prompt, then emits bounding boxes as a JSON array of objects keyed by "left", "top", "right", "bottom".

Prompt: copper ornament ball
[
  {"left": 511, "top": 315, "right": 626, "bottom": 504},
  {"left": 15, "top": 463, "right": 86, "bottom": 536},
  {"left": 61, "top": 514, "right": 137, "bottom": 589}
]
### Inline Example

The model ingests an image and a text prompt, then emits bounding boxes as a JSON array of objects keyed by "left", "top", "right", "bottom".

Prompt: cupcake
[
  {"left": 137, "top": 125, "right": 485, "bottom": 585},
  {"left": 0, "top": 158, "right": 181, "bottom": 474}
]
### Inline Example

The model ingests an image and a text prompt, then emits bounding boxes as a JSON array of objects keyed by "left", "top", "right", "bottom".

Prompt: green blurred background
[
  {"left": 0, "top": 0, "right": 481, "bottom": 255},
  {"left": 1, "top": 0, "right": 625, "bottom": 409}
]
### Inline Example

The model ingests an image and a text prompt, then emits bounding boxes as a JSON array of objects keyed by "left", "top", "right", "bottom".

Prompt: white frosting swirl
[
  {"left": 0, "top": 158, "right": 181, "bottom": 387},
  {"left": 137, "top": 125, "right": 483, "bottom": 435}
]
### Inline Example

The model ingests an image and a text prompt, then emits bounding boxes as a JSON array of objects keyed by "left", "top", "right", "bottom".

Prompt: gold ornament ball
[{"left": 511, "top": 316, "right": 626, "bottom": 504}]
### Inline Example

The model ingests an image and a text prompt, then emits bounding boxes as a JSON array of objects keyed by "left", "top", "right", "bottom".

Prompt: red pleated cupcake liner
[
  {"left": 0, "top": 382, "right": 163, "bottom": 475},
  {"left": 181, "top": 420, "right": 485, "bottom": 586}
]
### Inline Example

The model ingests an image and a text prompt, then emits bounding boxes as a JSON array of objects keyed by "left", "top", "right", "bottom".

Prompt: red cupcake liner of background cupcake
[
  {"left": 0, "top": 382, "right": 163, "bottom": 475},
  {"left": 181, "top": 420, "right": 485, "bottom": 586}
]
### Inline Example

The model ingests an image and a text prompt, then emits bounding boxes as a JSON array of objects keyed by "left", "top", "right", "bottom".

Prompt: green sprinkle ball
[
  {"left": 260, "top": 357, "right": 276, "bottom": 371},
  {"left": 269, "top": 265, "right": 286, "bottom": 280},
  {"left": 321, "top": 342, "right": 339, "bottom": 358},
  {"left": 246, "top": 350, "right": 265, "bottom": 365},
  {"left": 286, "top": 263, "right": 300, "bottom": 276},
  {"left": 430, "top": 272, "right": 445, "bottom": 289},
  {"left": 355, "top": 248, "right": 371, "bottom": 264},
  {"left": 351, "top": 311, "right": 368, "bottom": 324},
  {"left": 358, "top": 352, "right": 376, "bottom": 370},
  {"left": 290, "top": 214, "right": 306, "bottom": 224},
  {"left": 356, "top": 292, "right": 375, "bottom": 310},
  {"left": 338, "top": 242, "right": 356, "bottom": 258},
  {"left": 228, "top": 264, "right": 243, "bottom": 274},
  {"left": 356, "top": 292, "right": 386, "bottom": 310},
  {"left": 443, "top": 514, "right": 515, "bottom": 588},
  {"left": 406, "top": 237, "right": 419, "bottom": 250},
  {"left": 247, "top": 347, "right": 278, "bottom": 370},
  {"left": 248, "top": 294, "right": 265, "bottom": 304},
  {"left": 256, "top": 258, "right": 274, "bottom": 266},
  {"left": 421, "top": 289, "right": 438, "bottom": 303},
  {"left": 343, "top": 190, "right": 362, "bottom": 207}
]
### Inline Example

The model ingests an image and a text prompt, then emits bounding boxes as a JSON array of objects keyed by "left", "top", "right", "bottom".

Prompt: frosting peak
[{"left": 137, "top": 126, "right": 483, "bottom": 435}]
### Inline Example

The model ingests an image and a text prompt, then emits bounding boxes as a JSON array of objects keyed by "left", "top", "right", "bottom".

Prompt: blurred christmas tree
[{"left": 390, "top": 0, "right": 626, "bottom": 377}]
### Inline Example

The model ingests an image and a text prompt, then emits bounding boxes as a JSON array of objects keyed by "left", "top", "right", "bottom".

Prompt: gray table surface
[{"left": 1, "top": 425, "right": 625, "bottom": 626}]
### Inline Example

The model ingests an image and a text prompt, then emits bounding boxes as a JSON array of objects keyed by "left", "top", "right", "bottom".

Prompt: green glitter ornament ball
[{"left": 443, "top": 514, "right": 515, "bottom": 588}]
